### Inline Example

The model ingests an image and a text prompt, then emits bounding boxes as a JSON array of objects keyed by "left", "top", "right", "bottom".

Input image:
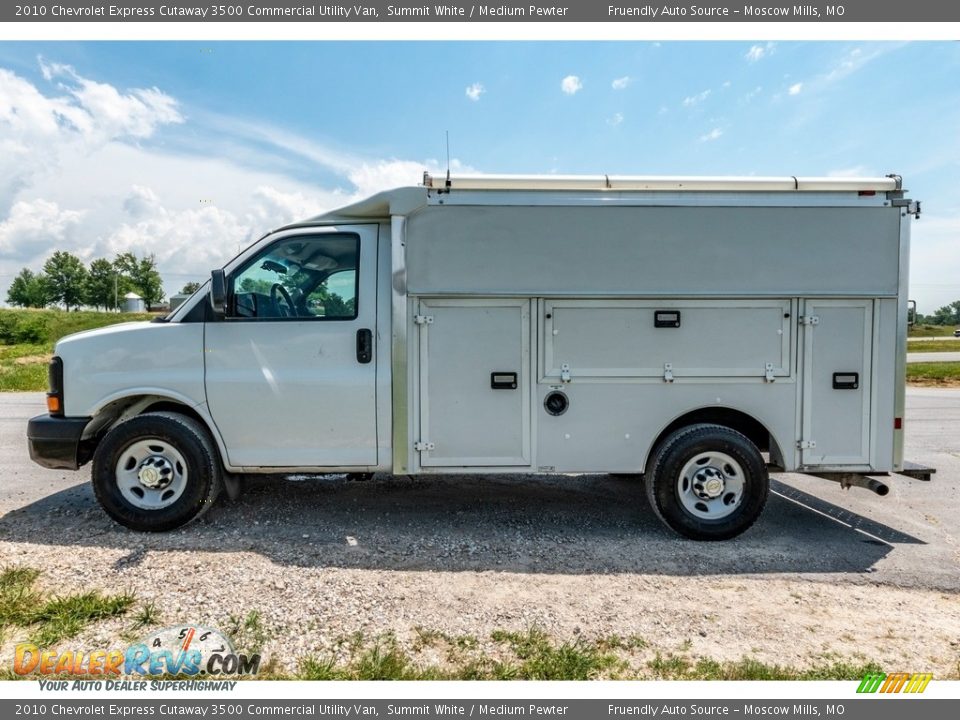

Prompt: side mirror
[
  {"left": 210, "top": 269, "right": 227, "bottom": 316},
  {"left": 907, "top": 299, "right": 917, "bottom": 327}
]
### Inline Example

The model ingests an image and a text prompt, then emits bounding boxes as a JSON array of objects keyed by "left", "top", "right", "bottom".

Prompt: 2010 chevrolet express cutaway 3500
[{"left": 27, "top": 173, "right": 933, "bottom": 539}]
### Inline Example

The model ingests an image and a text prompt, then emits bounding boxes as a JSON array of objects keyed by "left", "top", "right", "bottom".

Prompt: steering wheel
[{"left": 270, "top": 283, "right": 295, "bottom": 317}]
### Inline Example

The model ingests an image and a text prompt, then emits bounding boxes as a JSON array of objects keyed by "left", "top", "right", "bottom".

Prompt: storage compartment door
[
  {"left": 543, "top": 299, "right": 792, "bottom": 380},
  {"left": 418, "top": 299, "right": 531, "bottom": 467},
  {"left": 801, "top": 300, "right": 873, "bottom": 466}
]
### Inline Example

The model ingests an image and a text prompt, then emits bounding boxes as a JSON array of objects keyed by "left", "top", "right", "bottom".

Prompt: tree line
[
  {"left": 6, "top": 251, "right": 166, "bottom": 312},
  {"left": 917, "top": 301, "right": 960, "bottom": 327}
]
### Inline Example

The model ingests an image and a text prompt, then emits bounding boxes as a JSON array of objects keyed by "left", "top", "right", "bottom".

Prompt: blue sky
[{"left": 0, "top": 41, "right": 958, "bottom": 311}]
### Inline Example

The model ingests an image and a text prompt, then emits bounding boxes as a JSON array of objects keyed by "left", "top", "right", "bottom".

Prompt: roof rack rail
[{"left": 421, "top": 173, "right": 900, "bottom": 193}]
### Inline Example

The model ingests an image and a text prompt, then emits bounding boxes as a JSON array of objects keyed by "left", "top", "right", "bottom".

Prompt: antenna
[{"left": 445, "top": 130, "right": 451, "bottom": 189}]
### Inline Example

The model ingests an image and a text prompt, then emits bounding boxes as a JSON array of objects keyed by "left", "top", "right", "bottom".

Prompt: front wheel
[
  {"left": 91, "top": 411, "right": 222, "bottom": 532},
  {"left": 645, "top": 423, "right": 768, "bottom": 540}
]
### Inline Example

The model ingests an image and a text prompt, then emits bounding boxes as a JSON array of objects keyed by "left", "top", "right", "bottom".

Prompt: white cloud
[
  {"left": 465, "top": 82, "right": 485, "bottom": 101},
  {"left": 744, "top": 86, "right": 763, "bottom": 102},
  {"left": 123, "top": 185, "right": 162, "bottom": 219},
  {"left": 95, "top": 198, "right": 245, "bottom": 275},
  {"left": 607, "top": 112, "right": 624, "bottom": 126},
  {"left": 37, "top": 58, "right": 183, "bottom": 141},
  {"left": 745, "top": 42, "right": 776, "bottom": 63},
  {"left": 0, "top": 60, "right": 480, "bottom": 304},
  {"left": 0, "top": 61, "right": 184, "bottom": 217},
  {"left": 0, "top": 199, "right": 85, "bottom": 260},
  {"left": 346, "top": 158, "right": 475, "bottom": 200},
  {"left": 822, "top": 46, "right": 896, "bottom": 85},
  {"left": 611, "top": 76, "right": 631, "bottom": 90},
  {"left": 699, "top": 128, "right": 723, "bottom": 142},
  {"left": 775, "top": 45, "right": 902, "bottom": 105},
  {"left": 682, "top": 89, "right": 711, "bottom": 107},
  {"left": 561, "top": 75, "right": 582, "bottom": 95}
]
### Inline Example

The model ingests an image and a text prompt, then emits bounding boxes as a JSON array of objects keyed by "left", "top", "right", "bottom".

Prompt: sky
[{"left": 0, "top": 41, "right": 958, "bottom": 312}]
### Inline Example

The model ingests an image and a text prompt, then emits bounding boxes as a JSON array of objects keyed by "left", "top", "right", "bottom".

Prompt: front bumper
[{"left": 27, "top": 414, "right": 92, "bottom": 470}]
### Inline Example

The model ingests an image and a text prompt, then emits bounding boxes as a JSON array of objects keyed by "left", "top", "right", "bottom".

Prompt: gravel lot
[{"left": 1, "top": 390, "right": 959, "bottom": 676}]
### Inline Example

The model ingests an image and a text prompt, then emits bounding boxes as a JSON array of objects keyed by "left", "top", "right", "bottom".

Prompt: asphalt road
[
  {"left": 1, "top": 389, "right": 958, "bottom": 591},
  {"left": 908, "top": 351, "right": 960, "bottom": 363}
]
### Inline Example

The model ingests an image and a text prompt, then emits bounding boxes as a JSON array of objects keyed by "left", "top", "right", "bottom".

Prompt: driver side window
[{"left": 229, "top": 234, "right": 360, "bottom": 321}]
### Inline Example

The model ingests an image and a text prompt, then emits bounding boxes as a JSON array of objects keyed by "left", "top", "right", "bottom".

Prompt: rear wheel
[
  {"left": 645, "top": 423, "right": 768, "bottom": 540},
  {"left": 91, "top": 411, "right": 222, "bottom": 532}
]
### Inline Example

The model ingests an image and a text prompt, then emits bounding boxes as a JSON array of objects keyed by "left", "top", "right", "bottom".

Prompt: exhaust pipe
[
  {"left": 859, "top": 477, "right": 890, "bottom": 496},
  {"left": 815, "top": 473, "right": 890, "bottom": 496}
]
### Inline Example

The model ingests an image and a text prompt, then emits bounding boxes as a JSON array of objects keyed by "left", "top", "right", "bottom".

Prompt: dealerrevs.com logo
[
  {"left": 857, "top": 672, "right": 933, "bottom": 694},
  {"left": 13, "top": 625, "right": 260, "bottom": 677}
]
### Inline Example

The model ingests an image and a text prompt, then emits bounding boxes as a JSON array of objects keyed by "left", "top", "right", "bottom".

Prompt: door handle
[
  {"left": 832, "top": 372, "right": 859, "bottom": 389},
  {"left": 356, "top": 328, "right": 373, "bottom": 364},
  {"left": 490, "top": 372, "right": 518, "bottom": 389}
]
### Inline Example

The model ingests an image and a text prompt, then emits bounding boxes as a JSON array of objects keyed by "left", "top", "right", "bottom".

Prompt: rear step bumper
[
  {"left": 899, "top": 460, "right": 936, "bottom": 482},
  {"left": 813, "top": 461, "right": 935, "bottom": 496}
]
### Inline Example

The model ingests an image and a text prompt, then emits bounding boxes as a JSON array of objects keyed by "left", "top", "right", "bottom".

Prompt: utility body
[{"left": 27, "top": 174, "right": 931, "bottom": 539}]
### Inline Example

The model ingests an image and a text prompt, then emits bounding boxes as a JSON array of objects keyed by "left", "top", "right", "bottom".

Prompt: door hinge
[
  {"left": 764, "top": 363, "right": 775, "bottom": 382},
  {"left": 414, "top": 440, "right": 435, "bottom": 452},
  {"left": 797, "top": 440, "right": 817, "bottom": 450},
  {"left": 891, "top": 197, "right": 921, "bottom": 218},
  {"left": 560, "top": 363, "right": 571, "bottom": 383},
  {"left": 414, "top": 315, "right": 434, "bottom": 325},
  {"left": 663, "top": 363, "right": 674, "bottom": 383},
  {"left": 799, "top": 315, "right": 820, "bottom": 326}
]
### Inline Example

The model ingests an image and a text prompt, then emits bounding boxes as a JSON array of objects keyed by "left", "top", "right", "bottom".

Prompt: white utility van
[{"left": 27, "top": 174, "right": 931, "bottom": 539}]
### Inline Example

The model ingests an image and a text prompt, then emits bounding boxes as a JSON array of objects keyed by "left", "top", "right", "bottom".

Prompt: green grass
[
  {"left": 489, "top": 628, "right": 622, "bottom": 680},
  {"left": 301, "top": 636, "right": 446, "bottom": 680},
  {"left": 907, "top": 339, "right": 960, "bottom": 353},
  {"left": 295, "top": 629, "right": 886, "bottom": 681},
  {"left": 0, "top": 343, "right": 50, "bottom": 392},
  {"left": 0, "top": 566, "right": 134, "bottom": 647},
  {"left": 0, "top": 308, "right": 154, "bottom": 347},
  {"left": 131, "top": 601, "right": 162, "bottom": 630},
  {"left": 907, "top": 362, "right": 960, "bottom": 385},
  {"left": 0, "top": 597, "right": 905, "bottom": 682},
  {"left": 909, "top": 324, "right": 959, "bottom": 338},
  {"left": 0, "top": 308, "right": 154, "bottom": 392},
  {"left": 681, "top": 657, "right": 883, "bottom": 681},
  {"left": 226, "top": 610, "right": 269, "bottom": 655},
  {"left": 300, "top": 629, "right": 622, "bottom": 681}
]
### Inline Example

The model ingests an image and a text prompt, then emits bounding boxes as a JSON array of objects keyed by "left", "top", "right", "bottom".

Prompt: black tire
[
  {"left": 91, "top": 411, "right": 222, "bottom": 532},
  {"left": 644, "top": 423, "right": 768, "bottom": 541}
]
